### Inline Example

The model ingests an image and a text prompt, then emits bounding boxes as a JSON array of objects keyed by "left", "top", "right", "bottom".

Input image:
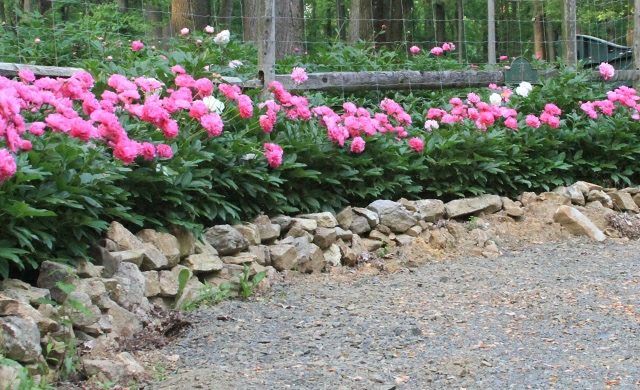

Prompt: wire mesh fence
[{"left": 0, "top": 1, "right": 635, "bottom": 83}]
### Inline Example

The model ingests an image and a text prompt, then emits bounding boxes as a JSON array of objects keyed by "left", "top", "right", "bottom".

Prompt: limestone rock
[
  {"left": 566, "top": 185, "right": 586, "bottom": 206},
  {"left": 349, "top": 215, "right": 372, "bottom": 235},
  {"left": 397, "top": 198, "right": 418, "bottom": 212},
  {"left": 204, "top": 225, "right": 248, "bottom": 256},
  {"left": 0, "top": 295, "right": 59, "bottom": 334},
  {"left": 170, "top": 226, "right": 196, "bottom": 258},
  {"left": 271, "top": 215, "right": 293, "bottom": 231},
  {"left": 142, "top": 271, "right": 161, "bottom": 297},
  {"left": 158, "top": 265, "right": 192, "bottom": 297},
  {"left": 609, "top": 192, "right": 640, "bottom": 213},
  {"left": 136, "top": 229, "right": 181, "bottom": 267},
  {"left": 106, "top": 221, "right": 144, "bottom": 251},
  {"left": 574, "top": 181, "right": 603, "bottom": 194},
  {"left": 0, "top": 316, "right": 42, "bottom": 363},
  {"left": 587, "top": 190, "right": 613, "bottom": 208},
  {"left": 368, "top": 230, "right": 393, "bottom": 246},
  {"left": 336, "top": 207, "right": 354, "bottom": 230},
  {"left": 76, "top": 261, "right": 104, "bottom": 278},
  {"left": 297, "top": 212, "right": 338, "bottom": 228},
  {"left": 361, "top": 238, "right": 382, "bottom": 252},
  {"left": 519, "top": 192, "right": 538, "bottom": 206},
  {"left": 414, "top": 199, "right": 445, "bottom": 222},
  {"left": 293, "top": 241, "right": 325, "bottom": 274},
  {"left": 290, "top": 218, "right": 317, "bottom": 232},
  {"left": 539, "top": 192, "right": 571, "bottom": 205},
  {"left": 553, "top": 205, "right": 606, "bottom": 242},
  {"left": 353, "top": 207, "right": 379, "bottom": 227},
  {"left": 254, "top": 216, "right": 281, "bottom": 242},
  {"left": 105, "top": 304, "right": 141, "bottom": 338},
  {"left": 0, "top": 279, "right": 50, "bottom": 305},
  {"left": 63, "top": 291, "right": 100, "bottom": 327},
  {"left": 313, "top": 227, "right": 337, "bottom": 249},
  {"left": 140, "top": 243, "right": 169, "bottom": 270},
  {"left": 73, "top": 278, "right": 109, "bottom": 307},
  {"left": 248, "top": 245, "right": 271, "bottom": 266},
  {"left": 82, "top": 352, "right": 144, "bottom": 384},
  {"left": 36, "top": 261, "right": 77, "bottom": 303},
  {"left": 323, "top": 244, "right": 342, "bottom": 267},
  {"left": 269, "top": 244, "right": 298, "bottom": 271},
  {"left": 0, "top": 362, "right": 22, "bottom": 390},
  {"left": 335, "top": 227, "right": 353, "bottom": 241},
  {"left": 405, "top": 225, "right": 423, "bottom": 237},
  {"left": 501, "top": 197, "right": 524, "bottom": 218},
  {"left": 174, "top": 278, "right": 205, "bottom": 310},
  {"left": 194, "top": 240, "right": 218, "bottom": 255},
  {"left": 286, "top": 223, "right": 314, "bottom": 241},
  {"left": 429, "top": 228, "right": 456, "bottom": 249},
  {"left": 444, "top": 195, "right": 502, "bottom": 219},
  {"left": 395, "top": 234, "right": 415, "bottom": 246},
  {"left": 234, "top": 223, "right": 261, "bottom": 245},
  {"left": 109, "top": 249, "right": 144, "bottom": 267},
  {"left": 367, "top": 200, "right": 417, "bottom": 233},
  {"left": 221, "top": 253, "right": 258, "bottom": 265},
  {"left": 110, "top": 262, "right": 149, "bottom": 310},
  {"left": 183, "top": 253, "right": 223, "bottom": 273},
  {"left": 337, "top": 239, "right": 358, "bottom": 267}
]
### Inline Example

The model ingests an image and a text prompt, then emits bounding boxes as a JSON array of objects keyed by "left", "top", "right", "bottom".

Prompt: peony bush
[{"left": 0, "top": 19, "right": 639, "bottom": 279}]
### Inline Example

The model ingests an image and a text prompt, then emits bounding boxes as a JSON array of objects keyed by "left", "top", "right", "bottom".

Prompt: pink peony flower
[
  {"left": 504, "top": 117, "right": 518, "bottom": 130},
  {"left": 131, "top": 40, "right": 144, "bottom": 52},
  {"left": 409, "top": 46, "right": 421, "bottom": 55},
  {"left": 291, "top": 67, "right": 308, "bottom": 85},
  {"left": 0, "top": 149, "right": 17, "bottom": 182},
  {"left": 140, "top": 142, "right": 156, "bottom": 160},
  {"left": 200, "top": 113, "right": 224, "bottom": 137},
  {"left": 525, "top": 114, "right": 541, "bottom": 128},
  {"left": 499, "top": 55, "right": 509, "bottom": 61},
  {"left": 18, "top": 69, "right": 36, "bottom": 83},
  {"left": 156, "top": 144, "right": 173, "bottom": 158},
  {"left": 599, "top": 62, "right": 615, "bottom": 81},
  {"left": 442, "top": 42, "right": 455, "bottom": 52},
  {"left": 350, "top": 136, "right": 366, "bottom": 153},
  {"left": 430, "top": 47, "right": 444, "bottom": 56},
  {"left": 204, "top": 25, "right": 214, "bottom": 34},
  {"left": 180, "top": 28, "right": 190, "bottom": 36},
  {"left": 237, "top": 95, "right": 254, "bottom": 118},
  {"left": 171, "top": 65, "right": 186, "bottom": 74},
  {"left": 408, "top": 137, "right": 425, "bottom": 152},
  {"left": 263, "top": 143, "right": 284, "bottom": 168}
]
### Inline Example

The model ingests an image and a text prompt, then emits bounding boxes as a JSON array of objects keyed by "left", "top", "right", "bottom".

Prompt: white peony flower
[
  {"left": 489, "top": 92, "right": 502, "bottom": 106},
  {"left": 214, "top": 30, "right": 230, "bottom": 45},
  {"left": 228, "top": 60, "right": 243, "bottom": 69},
  {"left": 202, "top": 96, "right": 225, "bottom": 114},
  {"left": 515, "top": 81, "right": 533, "bottom": 97},
  {"left": 424, "top": 119, "right": 440, "bottom": 131}
]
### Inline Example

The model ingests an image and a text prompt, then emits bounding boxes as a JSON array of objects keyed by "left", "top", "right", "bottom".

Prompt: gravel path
[{"left": 150, "top": 238, "right": 640, "bottom": 389}]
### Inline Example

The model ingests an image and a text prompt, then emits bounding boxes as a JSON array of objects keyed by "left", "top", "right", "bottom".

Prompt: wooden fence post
[
  {"left": 258, "top": 0, "right": 276, "bottom": 96},
  {"left": 563, "top": 0, "right": 577, "bottom": 66},
  {"left": 487, "top": 0, "right": 496, "bottom": 65}
]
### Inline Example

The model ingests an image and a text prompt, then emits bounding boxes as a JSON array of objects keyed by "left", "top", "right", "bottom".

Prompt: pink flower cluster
[
  {"left": 430, "top": 42, "right": 455, "bottom": 56},
  {"left": 424, "top": 85, "right": 566, "bottom": 132},
  {"left": 599, "top": 62, "right": 615, "bottom": 81},
  {"left": 580, "top": 85, "right": 640, "bottom": 120},
  {"left": 311, "top": 98, "right": 414, "bottom": 153},
  {"left": 263, "top": 143, "right": 283, "bottom": 168}
]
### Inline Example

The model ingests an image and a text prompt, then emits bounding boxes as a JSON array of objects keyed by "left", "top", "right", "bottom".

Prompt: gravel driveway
[{"left": 149, "top": 238, "right": 640, "bottom": 389}]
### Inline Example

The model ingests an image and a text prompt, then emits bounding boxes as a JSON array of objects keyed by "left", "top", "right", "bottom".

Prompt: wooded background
[{"left": 0, "top": 0, "right": 632, "bottom": 65}]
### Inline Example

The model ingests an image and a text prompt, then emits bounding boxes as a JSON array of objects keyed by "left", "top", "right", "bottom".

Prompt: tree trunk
[
  {"left": 220, "top": 0, "right": 233, "bottom": 30},
  {"left": 23, "top": 0, "right": 34, "bottom": 13},
  {"left": 434, "top": 0, "right": 445, "bottom": 44},
  {"left": 336, "top": 0, "right": 346, "bottom": 40},
  {"left": 117, "top": 0, "right": 127, "bottom": 12},
  {"left": 275, "top": 0, "right": 304, "bottom": 58},
  {"left": 348, "top": 0, "right": 374, "bottom": 42},
  {"left": 533, "top": 0, "right": 545, "bottom": 60},
  {"left": 39, "top": 0, "right": 51, "bottom": 14},
  {"left": 242, "top": 0, "right": 260, "bottom": 42},
  {"left": 388, "top": 0, "right": 412, "bottom": 45},
  {"left": 545, "top": 16, "right": 556, "bottom": 61},
  {"left": 171, "top": 0, "right": 211, "bottom": 35}
]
